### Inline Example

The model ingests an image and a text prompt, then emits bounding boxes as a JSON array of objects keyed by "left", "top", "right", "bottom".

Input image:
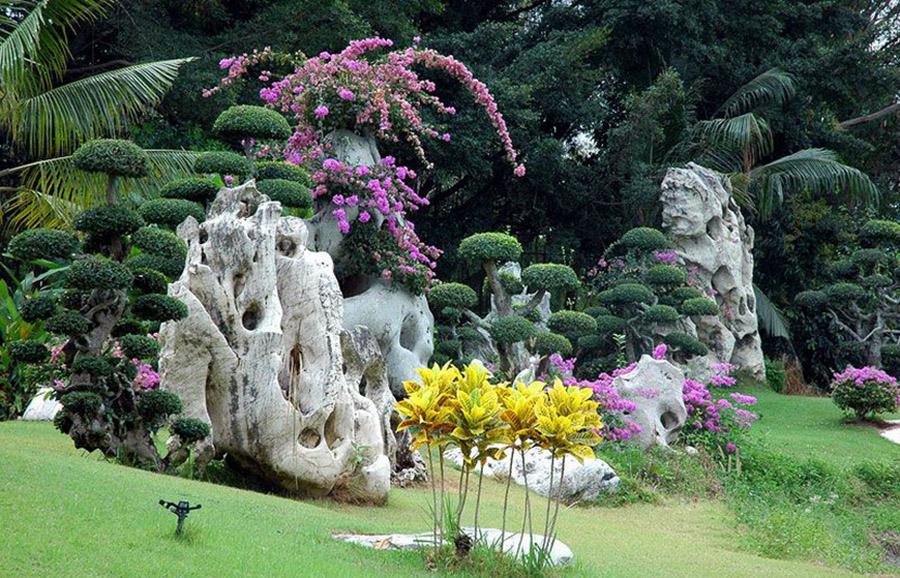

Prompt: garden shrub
[
  {"left": 428, "top": 282, "right": 478, "bottom": 311},
  {"left": 126, "top": 254, "right": 186, "bottom": 278},
  {"left": 73, "top": 206, "right": 145, "bottom": 238},
  {"left": 72, "top": 139, "right": 148, "bottom": 177},
  {"left": 119, "top": 334, "right": 160, "bottom": 360},
  {"left": 642, "top": 304, "right": 680, "bottom": 324},
  {"left": 131, "top": 227, "right": 187, "bottom": 260},
  {"left": 213, "top": 104, "right": 292, "bottom": 142},
  {"left": 138, "top": 389, "right": 184, "bottom": 426},
  {"left": 171, "top": 418, "right": 211, "bottom": 444},
  {"left": 19, "top": 296, "right": 57, "bottom": 322},
  {"left": 255, "top": 161, "right": 310, "bottom": 184},
  {"left": 45, "top": 309, "right": 90, "bottom": 336},
  {"left": 679, "top": 297, "right": 719, "bottom": 317},
  {"left": 765, "top": 358, "right": 786, "bottom": 393},
  {"left": 132, "top": 294, "right": 189, "bottom": 322},
  {"left": 548, "top": 310, "right": 597, "bottom": 339},
  {"left": 138, "top": 198, "right": 206, "bottom": 229},
  {"left": 7, "top": 228, "right": 79, "bottom": 261},
  {"left": 458, "top": 232, "right": 522, "bottom": 264},
  {"left": 533, "top": 332, "right": 573, "bottom": 356},
  {"left": 257, "top": 178, "right": 313, "bottom": 209},
  {"left": 831, "top": 366, "right": 899, "bottom": 420},
  {"left": 194, "top": 150, "right": 253, "bottom": 178},
  {"left": 159, "top": 177, "right": 219, "bottom": 203},
  {"left": 65, "top": 256, "right": 134, "bottom": 291},
  {"left": 489, "top": 314, "right": 536, "bottom": 344},
  {"left": 7, "top": 340, "right": 49, "bottom": 364},
  {"left": 521, "top": 263, "right": 579, "bottom": 292}
]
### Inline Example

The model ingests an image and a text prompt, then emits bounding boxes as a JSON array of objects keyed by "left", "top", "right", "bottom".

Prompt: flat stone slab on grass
[
  {"left": 334, "top": 527, "right": 574, "bottom": 566},
  {"left": 881, "top": 420, "right": 900, "bottom": 445}
]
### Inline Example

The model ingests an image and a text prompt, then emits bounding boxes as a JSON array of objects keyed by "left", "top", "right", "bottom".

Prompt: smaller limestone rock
[
  {"left": 613, "top": 355, "right": 688, "bottom": 449},
  {"left": 444, "top": 446, "right": 619, "bottom": 502},
  {"left": 21, "top": 387, "right": 61, "bottom": 421}
]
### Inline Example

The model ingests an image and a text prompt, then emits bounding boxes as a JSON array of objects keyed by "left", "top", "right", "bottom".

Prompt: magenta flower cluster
[
  {"left": 682, "top": 367, "right": 758, "bottom": 454},
  {"left": 832, "top": 365, "right": 898, "bottom": 390},
  {"left": 569, "top": 362, "right": 643, "bottom": 443},
  {"left": 709, "top": 362, "right": 737, "bottom": 387}
]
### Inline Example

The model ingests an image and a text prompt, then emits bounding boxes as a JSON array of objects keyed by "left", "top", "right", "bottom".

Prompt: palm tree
[
  {"left": 691, "top": 68, "right": 879, "bottom": 218},
  {"left": 0, "top": 0, "right": 199, "bottom": 230}
]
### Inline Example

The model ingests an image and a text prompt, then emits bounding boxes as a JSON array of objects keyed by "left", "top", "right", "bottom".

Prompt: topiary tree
[
  {"left": 794, "top": 218, "right": 899, "bottom": 368},
  {"left": 430, "top": 232, "right": 579, "bottom": 377},
  {"left": 256, "top": 179, "right": 313, "bottom": 212},
  {"left": 584, "top": 226, "right": 719, "bottom": 362},
  {"left": 138, "top": 198, "right": 206, "bottom": 230},
  {"left": 194, "top": 151, "right": 253, "bottom": 182},
  {"left": 212, "top": 105, "right": 292, "bottom": 158},
  {"left": 159, "top": 177, "right": 220, "bottom": 204},
  {"left": 3, "top": 139, "right": 204, "bottom": 473}
]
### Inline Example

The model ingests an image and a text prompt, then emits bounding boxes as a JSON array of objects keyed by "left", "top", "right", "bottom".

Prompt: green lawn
[
  {"left": 0, "top": 419, "right": 878, "bottom": 578},
  {"left": 741, "top": 382, "right": 900, "bottom": 467}
]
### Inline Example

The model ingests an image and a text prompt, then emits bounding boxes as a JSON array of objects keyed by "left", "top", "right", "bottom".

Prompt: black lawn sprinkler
[{"left": 159, "top": 499, "right": 201, "bottom": 535}]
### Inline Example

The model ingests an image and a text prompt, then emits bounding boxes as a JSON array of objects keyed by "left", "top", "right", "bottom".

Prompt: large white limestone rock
[
  {"left": 661, "top": 163, "right": 765, "bottom": 379},
  {"left": 612, "top": 355, "right": 688, "bottom": 449},
  {"left": 444, "top": 446, "right": 619, "bottom": 502},
  {"left": 21, "top": 387, "right": 61, "bottom": 421},
  {"left": 158, "top": 182, "right": 390, "bottom": 502}
]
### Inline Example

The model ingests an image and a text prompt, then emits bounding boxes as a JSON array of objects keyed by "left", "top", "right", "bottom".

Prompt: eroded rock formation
[
  {"left": 613, "top": 355, "right": 688, "bottom": 449},
  {"left": 661, "top": 163, "right": 765, "bottom": 379},
  {"left": 158, "top": 182, "right": 390, "bottom": 502}
]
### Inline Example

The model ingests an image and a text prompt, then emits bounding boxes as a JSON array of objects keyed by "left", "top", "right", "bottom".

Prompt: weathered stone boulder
[
  {"left": 21, "top": 387, "right": 61, "bottom": 421},
  {"left": 158, "top": 181, "right": 390, "bottom": 502},
  {"left": 444, "top": 446, "right": 619, "bottom": 502},
  {"left": 613, "top": 355, "right": 687, "bottom": 449},
  {"left": 661, "top": 163, "right": 765, "bottom": 379}
]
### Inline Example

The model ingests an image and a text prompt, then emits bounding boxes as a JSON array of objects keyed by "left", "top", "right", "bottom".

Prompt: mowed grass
[
  {"left": 740, "top": 382, "right": 900, "bottom": 467},
  {"left": 0, "top": 421, "right": 864, "bottom": 578}
]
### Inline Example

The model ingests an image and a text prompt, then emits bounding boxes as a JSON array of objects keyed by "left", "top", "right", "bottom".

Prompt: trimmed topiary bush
[
  {"left": 65, "top": 256, "right": 133, "bottom": 291},
  {"left": 794, "top": 290, "right": 828, "bottom": 309},
  {"left": 45, "top": 309, "right": 89, "bottom": 336},
  {"left": 458, "top": 232, "right": 523, "bottom": 264},
  {"left": 119, "top": 334, "right": 160, "bottom": 360},
  {"left": 521, "top": 263, "right": 579, "bottom": 292},
  {"left": 7, "top": 228, "right": 79, "bottom": 261},
  {"left": 138, "top": 389, "right": 183, "bottom": 425},
  {"left": 126, "top": 254, "right": 186, "bottom": 278},
  {"left": 159, "top": 177, "right": 219, "bottom": 203},
  {"left": 7, "top": 340, "right": 49, "bottom": 364},
  {"left": 112, "top": 317, "right": 147, "bottom": 337},
  {"left": 598, "top": 283, "right": 655, "bottom": 306},
  {"left": 859, "top": 219, "right": 900, "bottom": 246},
  {"left": 489, "top": 314, "right": 536, "bottom": 344},
  {"left": 213, "top": 105, "right": 292, "bottom": 142},
  {"left": 131, "top": 268, "right": 169, "bottom": 295},
  {"left": 60, "top": 391, "right": 103, "bottom": 414},
  {"left": 72, "top": 139, "right": 148, "bottom": 177},
  {"left": 825, "top": 282, "right": 866, "bottom": 303},
  {"left": 428, "top": 282, "right": 478, "bottom": 311},
  {"left": 548, "top": 310, "right": 597, "bottom": 338},
  {"left": 71, "top": 356, "right": 113, "bottom": 376},
  {"left": 644, "top": 264, "right": 687, "bottom": 287},
  {"left": 133, "top": 294, "right": 188, "bottom": 322},
  {"left": 138, "top": 198, "right": 206, "bottom": 229},
  {"left": 643, "top": 304, "right": 680, "bottom": 324},
  {"left": 829, "top": 259, "right": 858, "bottom": 279},
  {"left": 664, "top": 332, "right": 708, "bottom": 357},
  {"left": 666, "top": 286, "right": 704, "bottom": 305},
  {"left": 594, "top": 314, "right": 627, "bottom": 334},
  {"left": 610, "top": 227, "right": 667, "bottom": 254},
  {"left": 73, "top": 206, "right": 144, "bottom": 238},
  {"left": 257, "top": 178, "right": 313, "bottom": 209},
  {"left": 256, "top": 161, "right": 310, "bottom": 184},
  {"left": 194, "top": 150, "right": 253, "bottom": 178},
  {"left": 577, "top": 334, "right": 606, "bottom": 351},
  {"left": 680, "top": 297, "right": 719, "bottom": 317},
  {"left": 851, "top": 248, "right": 887, "bottom": 269},
  {"left": 171, "top": 417, "right": 211, "bottom": 444},
  {"left": 583, "top": 306, "right": 610, "bottom": 318},
  {"left": 534, "top": 332, "right": 573, "bottom": 356},
  {"left": 19, "top": 296, "right": 57, "bottom": 322},
  {"left": 131, "top": 227, "right": 187, "bottom": 260}
]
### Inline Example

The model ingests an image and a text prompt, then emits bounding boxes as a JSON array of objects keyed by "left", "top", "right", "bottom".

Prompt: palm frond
[
  {"left": 717, "top": 68, "right": 795, "bottom": 118},
  {"left": 753, "top": 284, "right": 791, "bottom": 340},
  {"left": 13, "top": 58, "right": 195, "bottom": 157},
  {"left": 694, "top": 112, "right": 773, "bottom": 167},
  {"left": 749, "top": 148, "right": 880, "bottom": 219},
  {"left": 0, "top": 1, "right": 48, "bottom": 88},
  {"left": 0, "top": 149, "right": 199, "bottom": 232}
]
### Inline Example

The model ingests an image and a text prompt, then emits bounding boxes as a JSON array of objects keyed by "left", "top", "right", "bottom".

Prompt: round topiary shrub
[
  {"left": 458, "top": 326, "right": 483, "bottom": 343},
  {"left": 577, "top": 334, "right": 605, "bottom": 351},
  {"left": 72, "top": 139, "right": 148, "bottom": 177},
  {"left": 831, "top": 366, "right": 899, "bottom": 420},
  {"left": 521, "top": 263, "right": 579, "bottom": 293},
  {"left": 598, "top": 283, "right": 655, "bottom": 306},
  {"left": 429, "top": 282, "right": 478, "bottom": 311},
  {"left": 65, "top": 256, "right": 133, "bottom": 291},
  {"left": 131, "top": 227, "right": 187, "bottom": 260},
  {"left": 534, "top": 332, "right": 573, "bottom": 356},
  {"left": 583, "top": 306, "right": 610, "bottom": 318},
  {"left": 194, "top": 150, "right": 253, "bottom": 178},
  {"left": 458, "top": 232, "right": 523, "bottom": 264},
  {"left": 73, "top": 206, "right": 145, "bottom": 238},
  {"left": 119, "top": 334, "right": 160, "bottom": 360},
  {"left": 170, "top": 417, "right": 211, "bottom": 444},
  {"left": 829, "top": 259, "right": 858, "bottom": 279},
  {"left": 20, "top": 296, "right": 57, "bottom": 322},
  {"left": 644, "top": 264, "right": 687, "bottom": 287},
  {"left": 498, "top": 271, "right": 524, "bottom": 295},
  {"left": 862, "top": 274, "right": 893, "bottom": 289},
  {"left": 138, "top": 198, "right": 206, "bottom": 229},
  {"left": 213, "top": 105, "right": 292, "bottom": 142},
  {"left": 794, "top": 290, "right": 828, "bottom": 309},
  {"left": 548, "top": 310, "right": 597, "bottom": 338},
  {"left": 664, "top": 332, "right": 708, "bottom": 357},
  {"left": 257, "top": 179, "right": 313, "bottom": 209},
  {"left": 126, "top": 254, "right": 186, "bottom": 278},
  {"left": 859, "top": 219, "right": 900, "bottom": 246},
  {"left": 71, "top": 355, "right": 113, "bottom": 376},
  {"left": 138, "top": 389, "right": 183, "bottom": 424},
  {"left": 436, "top": 339, "right": 461, "bottom": 357},
  {"left": 256, "top": 161, "right": 310, "bottom": 184},
  {"left": 45, "top": 309, "right": 89, "bottom": 336},
  {"left": 643, "top": 304, "right": 680, "bottom": 324},
  {"left": 666, "top": 286, "right": 704, "bottom": 305},
  {"left": 610, "top": 227, "right": 668, "bottom": 254},
  {"left": 133, "top": 294, "right": 188, "bottom": 322},
  {"left": 679, "top": 297, "right": 719, "bottom": 317},
  {"left": 851, "top": 248, "right": 887, "bottom": 269},
  {"left": 112, "top": 317, "right": 147, "bottom": 337},
  {"left": 159, "top": 177, "right": 219, "bottom": 204},
  {"left": 7, "top": 228, "right": 79, "bottom": 261},
  {"left": 7, "top": 340, "right": 49, "bottom": 364},
  {"left": 60, "top": 391, "right": 103, "bottom": 414},
  {"left": 489, "top": 314, "right": 536, "bottom": 344},
  {"left": 825, "top": 282, "right": 866, "bottom": 303},
  {"left": 594, "top": 314, "right": 627, "bottom": 334},
  {"left": 131, "top": 268, "right": 169, "bottom": 294}
]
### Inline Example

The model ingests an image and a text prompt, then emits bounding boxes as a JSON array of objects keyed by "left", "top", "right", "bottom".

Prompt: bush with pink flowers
[
  {"left": 681, "top": 362, "right": 758, "bottom": 456},
  {"left": 831, "top": 365, "right": 899, "bottom": 420}
]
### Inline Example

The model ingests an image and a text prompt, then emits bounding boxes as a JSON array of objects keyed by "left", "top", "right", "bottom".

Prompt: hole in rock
[
  {"left": 277, "top": 238, "right": 296, "bottom": 256},
  {"left": 324, "top": 408, "right": 342, "bottom": 449},
  {"left": 298, "top": 428, "right": 320, "bottom": 448},
  {"left": 339, "top": 274, "right": 370, "bottom": 299},
  {"left": 706, "top": 216, "right": 723, "bottom": 238},
  {"left": 233, "top": 273, "right": 245, "bottom": 298},
  {"left": 242, "top": 303, "right": 261, "bottom": 330},
  {"left": 660, "top": 411, "right": 680, "bottom": 430},
  {"left": 200, "top": 249, "right": 208, "bottom": 265},
  {"left": 399, "top": 313, "right": 418, "bottom": 351},
  {"left": 358, "top": 375, "right": 368, "bottom": 396},
  {"left": 199, "top": 229, "right": 209, "bottom": 244}
]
